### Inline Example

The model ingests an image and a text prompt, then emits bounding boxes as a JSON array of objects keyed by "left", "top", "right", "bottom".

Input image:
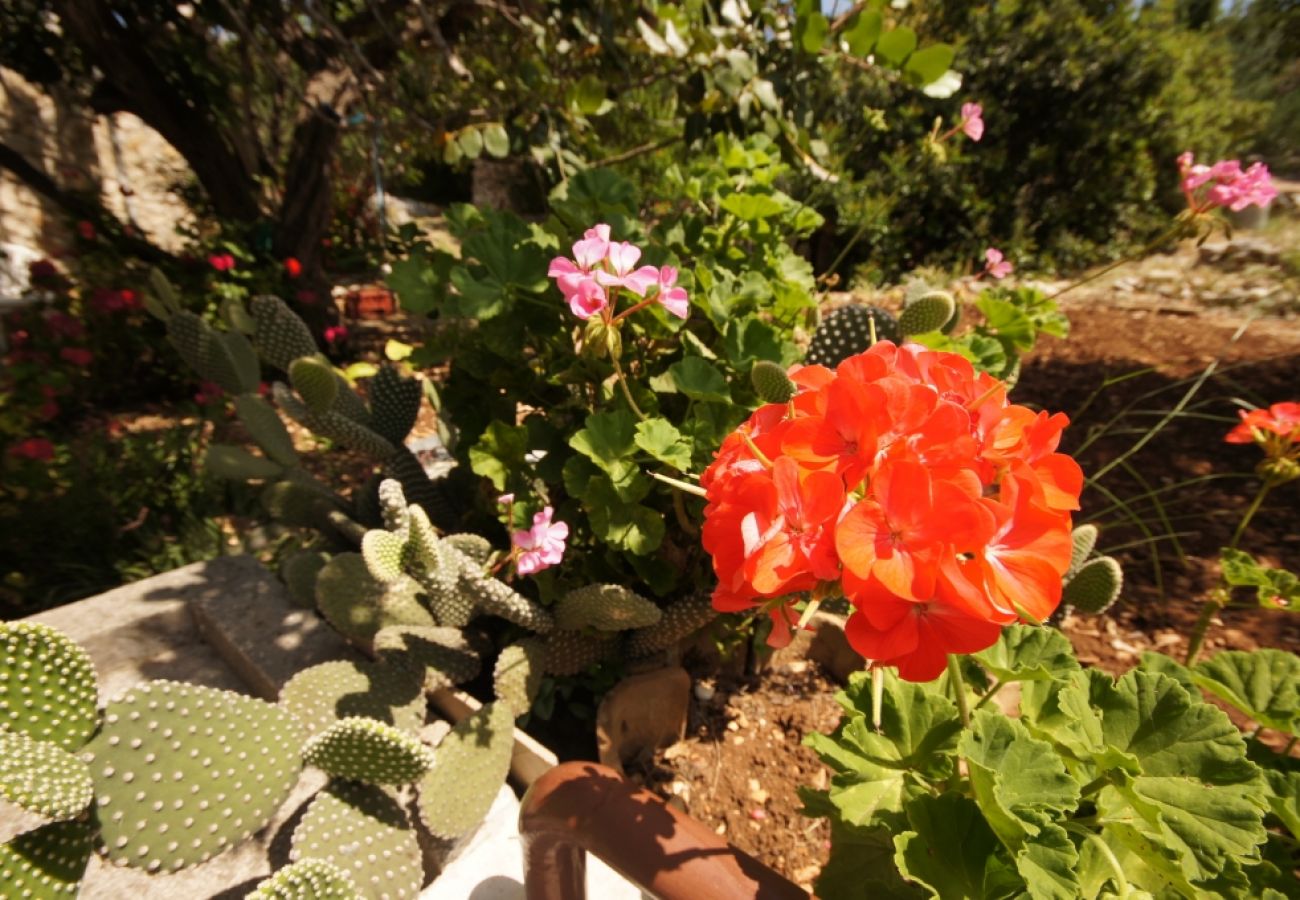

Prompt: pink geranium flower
[
  {"left": 654, "top": 266, "right": 690, "bottom": 319},
  {"left": 960, "top": 103, "right": 984, "bottom": 142},
  {"left": 512, "top": 506, "right": 569, "bottom": 575},
  {"left": 596, "top": 241, "right": 659, "bottom": 297},
  {"left": 983, "top": 248, "right": 1013, "bottom": 280},
  {"left": 324, "top": 325, "right": 349, "bottom": 345},
  {"left": 1178, "top": 153, "right": 1277, "bottom": 213},
  {"left": 549, "top": 224, "right": 614, "bottom": 319}
]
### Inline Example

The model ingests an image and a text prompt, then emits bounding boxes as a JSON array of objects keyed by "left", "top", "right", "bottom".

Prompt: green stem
[
  {"left": 871, "top": 665, "right": 885, "bottom": 732},
  {"left": 973, "top": 680, "right": 1005, "bottom": 712},
  {"left": 947, "top": 655, "right": 970, "bottom": 727},
  {"left": 650, "top": 471, "right": 708, "bottom": 497},
  {"left": 1047, "top": 218, "right": 1193, "bottom": 301},
  {"left": 610, "top": 355, "right": 646, "bottom": 421},
  {"left": 1079, "top": 774, "right": 1111, "bottom": 798},
  {"left": 1228, "top": 480, "right": 1272, "bottom": 551},
  {"left": 1185, "top": 590, "right": 1225, "bottom": 666}
]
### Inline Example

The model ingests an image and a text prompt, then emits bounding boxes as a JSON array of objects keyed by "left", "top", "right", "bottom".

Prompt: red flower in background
[
  {"left": 1226, "top": 402, "right": 1300, "bottom": 445},
  {"left": 59, "top": 347, "right": 94, "bottom": 367},
  {"left": 208, "top": 253, "right": 236, "bottom": 272},
  {"left": 701, "top": 341, "right": 1081, "bottom": 681},
  {"left": 9, "top": 438, "right": 55, "bottom": 462},
  {"left": 77, "top": 221, "right": 96, "bottom": 240},
  {"left": 284, "top": 257, "right": 303, "bottom": 278}
]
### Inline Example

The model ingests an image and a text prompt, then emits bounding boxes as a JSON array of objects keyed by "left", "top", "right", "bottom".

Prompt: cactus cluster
[
  {"left": 1060, "top": 523, "right": 1125, "bottom": 615},
  {"left": 247, "top": 858, "right": 362, "bottom": 900},
  {"left": 302, "top": 718, "right": 435, "bottom": 786},
  {"left": 804, "top": 292, "right": 958, "bottom": 369}
]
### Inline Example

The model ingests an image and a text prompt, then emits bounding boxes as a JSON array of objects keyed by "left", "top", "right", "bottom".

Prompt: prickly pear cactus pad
[
  {"left": 554, "top": 584, "right": 662, "bottom": 632},
  {"left": 1068, "top": 523, "right": 1100, "bottom": 576},
  {"left": 316, "top": 555, "right": 432, "bottom": 645},
  {"left": 750, "top": 360, "right": 797, "bottom": 404},
  {"left": 416, "top": 702, "right": 515, "bottom": 841},
  {"left": 251, "top": 295, "right": 320, "bottom": 372},
  {"left": 0, "top": 729, "right": 94, "bottom": 821},
  {"left": 86, "top": 680, "right": 304, "bottom": 872},
  {"left": 493, "top": 639, "right": 545, "bottom": 718},
  {"left": 291, "top": 781, "right": 422, "bottom": 900},
  {"left": 234, "top": 394, "right": 300, "bottom": 468},
  {"left": 0, "top": 819, "right": 94, "bottom": 899},
  {"left": 443, "top": 534, "right": 494, "bottom": 566},
  {"left": 373, "top": 626, "right": 481, "bottom": 693},
  {"left": 540, "top": 631, "right": 618, "bottom": 677},
  {"left": 279, "top": 660, "right": 425, "bottom": 740},
  {"left": 624, "top": 593, "right": 717, "bottom": 659},
  {"left": 805, "top": 305, "right": 900, "bottom": 367},
  {"left": 302, "top": 718, "right": 435, "bottom": 786},
  {"left": 246, "top": 857, "right": 363, "bottom": 900},
  {"left": 898, "top": 290, "right": 957, "bottom": 336},
  {"left": 0, "top": 622, "right": 99, "bottom": 752},
  {"left": 1062, "top": 556, "right": 1124, "bottom": 614}
]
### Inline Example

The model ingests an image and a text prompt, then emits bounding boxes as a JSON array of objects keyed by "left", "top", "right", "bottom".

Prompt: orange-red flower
[{"left": 1225, "top": 402, "right": 1300, "bottom": 445}]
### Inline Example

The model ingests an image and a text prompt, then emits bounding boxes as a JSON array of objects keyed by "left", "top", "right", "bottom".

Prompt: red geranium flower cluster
[{"left": 701, "top": 341, "right": 1083, "bottom": 681}]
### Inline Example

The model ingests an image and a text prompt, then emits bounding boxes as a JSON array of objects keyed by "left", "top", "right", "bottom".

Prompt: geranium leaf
[
  {"left": 669, "top": 357, "right": 731, "bottom": 403},
  {"left": 1192, "top": 649, "right": 1300, "bottom": 736},
  {"left": 468, "top": 420, "right": 529, "bottom": 491},
  {"left": 973, "top": 625, "right": 1080, "bottom": 683},
  {"left": 1013, "top": 822, "right": 1079, "bottom": 900},
  {"left": 893, "top": 793, "right": 1023, "bottom": 899},
  {"left": 1137, "top": 651, "right": 1197, "bottom": 696},
  {"left": 569, "top": 410, "right": 641, "bottom": 495},
  {"left": 816, "top": 818, "right": 924, "bottom": 900},
  {"left": 634, "top": 418, "right": 692, "bottom": 471}
]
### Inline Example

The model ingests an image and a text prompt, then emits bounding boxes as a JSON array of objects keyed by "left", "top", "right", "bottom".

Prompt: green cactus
[
  {"left": 86, "top": 680, "right": 304, "bottom": 872},
  {"left": 625, "top": 592, "right": 717, "bottom": 659},
  {"left": 898, "top": 290, "right": 957, "bottom": 336},
  {"left": 251, "top": 295, "right": 321, "bottom": 372},
  {"left": 462, "top": 568, "right": 555, "bottom": 633},
  {"left": 416, "top": 702, "right": 514, "bottom": 841},
  {"left": 443, "top": 533, "right": 495, "bottom": 567},
  {"left": 377, "top": 480, "right": 410, "bottom": 533},
  {"left": 0, "top": 819, "right": 94, "bottom": 899},
  {"left": 750, "top": 360, "right": 797, "bottom": 404},
  {"left": 554, "top": 584, "right": 662, "bottom": 632},
  {"left": 280, "top": 550, "right": 331, "bottom": 609},
  {"left": 328, "top": 376, "right": 374, "bottom": 428},
  {"left": 315, "top": 555, "right": 433, "bottom": 645},
  {"left": 805, "top": 305, "right": 900, "bottom": 367},
  {"left": 167, "top": 312, "right": 260, "bottom": 395},
  {"left": 1068, "top": 524, "right": 1100, "bottom": 577},
  {"left": 289, "top": 357, "right": 340, "bottom": 414},
  {"left": 220, "top": 295, "right": 256, "bottom": 335},
  {"left": 382, "top": 447, "right": 457, "bottom": 531},
  {"left": 0, "top": 622, "right": 99, "bottom": 752},
  {"left": 276, "top": 383, "right": 397, "bottom": 459},
  {"left": 146, "top": 268, "right": 182, "bottom": 318},
  {"left": 493, "top": 639, "right": 545, "bottom": 718},
  {"left": 291, "top": 781, "right": 423, "bottom": 900},
  {"left": 204, "top": 444, "right": 284, "bottom": 481},
  {"left": 373, "top": 626, "right": 481, "bottom": 693},
  {"left": 246, "top": 858, "right": 363, "bottom": 900},
  {"left": 262, "top": 480, "right": 345, "bottom": 535},
  {"left": 361, "top": 530, "right": 409, "bottom": 584},
  {"left": 234, "top": 394, "right": 300, "bottom": 467},
  {"left": 368, "top": 365, "right": 422, "bottom": 446},
  {"left": 302, "top": 718, "right": 434, "bottom": 786},
  {"left": 1062, "top": 556, "right": 1124, "bottom": 615},
  {"left": 279, "top": 660, "right": 425, "bottom": 740},
  {"left": 0, "top": 729, "right": 94, "bottom": 822},
  {"left": 540, "top": 630, "right": 619, "bottom": 677}
]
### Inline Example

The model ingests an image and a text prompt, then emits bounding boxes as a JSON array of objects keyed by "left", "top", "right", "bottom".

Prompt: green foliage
[
  {"left": 805, "top": 625, "right": 1292, "bottom": 899},
  {"left": 912, "top": 285, "right": 1068, "bottom": 382},
  {"left": 247, "top": 858, "right": 362, "bottom": 900},
  {"left": 302, "top": 717, "right": 435, "bottom": 786},
  {"left": 417, "top": 702, "right": 515, "bottom": 841},
  {"left": 1220, "top": 548, "right": 1300, "bottom": 611}
]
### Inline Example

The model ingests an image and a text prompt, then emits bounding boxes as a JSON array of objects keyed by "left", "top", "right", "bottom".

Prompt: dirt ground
[{"left": 632, "top": 229, "right": 1300, "bottom": 889}]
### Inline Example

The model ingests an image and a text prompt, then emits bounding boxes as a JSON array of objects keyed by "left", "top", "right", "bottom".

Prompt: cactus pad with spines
[
  {"left": 377, "top": 480, "right": 410, "bottom": 532},
  {"left": 87, "top": 680, "right": 303, "bottom": 872},
  {"left": 0, "top": 819, "right": 94, "bottom": 899},
  {"left": 207, "top": 329, "right": 262, "bottom": 395},
  {"left": 289, "top": 357, "right": 340, "bottom": 414},
  {"left": 555, "top": 584, "right": 662, "bottom": 632},
  {"left": 361, "top": 530, "right": 409, "bottom": 584},
  {"left": 368, "top": 366, "right": 422, "bottom": 446},
  {"left": 234, "top": 394, "right": 299, "bottom": 467},
  {"left": 251, "top": 295, "right": 320, "bottom": 372},
  {"left": 382, "top": 447, "right": 457, "bottom": 530},
  {"left": 246, "top": 858, "right": 362, "bottom": 900},
  {"left": 416, "top": 702, "right": 515, "bottom": 841},
  {"left": 204, "top": 445, "right": 284, "bottom": 481},
  {"left": 0, "top": 622, "right": 99, "bottom": 752},
  {"left": 898, "top": 290, "right": 957, "bottom": 336},
  {"left": 0, "top": 729, "right": 94, "bottom": 822},
  {"left": 1068, "top": 524, "right": 1100, "bottom": 577},
  {"left": 1062, "top": 556, "right": 1124, "bottom": 614},
  {"left": 316, "top": 555, "right": 431, "bottom": 645},
  {"left": 805, "top": 305, "right": 900, "bottom": 367},
  {"left": 625, "top": 593, "right": 717, "bottom": 659},
  {"left": 444, "top": 533, "right": 495, "bottom": 566},
  {"left": 262, "top": 480, "right": 343, "bottom": 535},
  {"left": 540, "top": 631, "right": 619, "bottom": 676},
  {"left": 280, "top": 551, "right": 331, "bottom": 610},
  {"left": 493, "top": 639, "right": 545, "bottom": 718},
  {"left": 462, "top": 570, "right": 555, "bottom": 633},
  {"left": 220, "top": 295, "right": 256, "bottom": 335},
  {"left": 303, "top": 718, "right": 434, "bottom": 786},
  {"left": 750, "top": 360, "right": 796, "bottom": 404},
  {"left": 373, "top": 626, "right": 481, "bottom": 693},
  {"left": 279, "top": 660, "right": 424, "bottom": 740},
  {"left": 291, "top": 781, "right": 422, "bottom": 900},
  {"left": 165, "top": 312, "right": 206, "bottom": 378}
]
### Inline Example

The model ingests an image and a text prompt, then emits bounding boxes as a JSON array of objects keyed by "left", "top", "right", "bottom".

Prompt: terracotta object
[
  {"left": 595, "top": 666, "right": 690, "bottom": 774},
  {"left": 345, "top": 284, "right": 396, "bottom": 319},
  {"left": 519, "top": 761, "right": 809, "bottom": 900}
]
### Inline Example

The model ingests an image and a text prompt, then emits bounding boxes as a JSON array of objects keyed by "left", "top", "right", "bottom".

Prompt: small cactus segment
[
  {"left": 1068, "top": 524, "right": 1100, "bottom": 577},
  {"left": 555, "top": 584, "right": 662, "bottom": 632},
  {"left": 383, "top": 447, "right": 457, "bottom": 531},
  {"left": 234, "top": 394, "right": 300, "bottom": 467},
  {"left": 377, "top": 480, "right": 410, "bottom": 533},
  {"left": 291, "top": 781, "right": 423, "bottom": 900},
  {"left": 493, "top": 639, "right": 545, "bottom": 718},
  {"left": 245, "top": 858, "right": 362, "bottom": 900},
  {"left": 416, "top": 702, "right": 515, "bottom": 841},
  {"left": 262, "top": 481, "right": 342, "bottom": 532},
  {"left": 0, "top": 729, "right": 94, "bottom": 821},
  {"left": 463, "top": 570, "right": 555, "bottom": 633},
  {"left": 251, "top": 295, "right": 320, "bottom": 372},
  {"left": 540, "top": 631, "right": 619, "bottom": 677},
  {"left": 279, "top": 660, "right": 424, "bottom": 740},
  {"left": 205, "top": 445, "right": 284, "bottom": 481},
  {"left": 368, "top": 366, "right": 422, "bottom": 446},
  {"left": 625, "top": 593, "right": 717, "bottom": 659},
  {"left": 750, "top": 360, "right": 796, "bottom": 404},
  {"left": 315, "top": 555, "right": 431, "bottom": 645},
  {"left": 805, "top": 305, "right": 900, "bottom": 368},
  {"left": 87, "top": 680, "right": 304, "bottom": 872},
  {"left": 1062, "top": 556, "right": 1124, "bottom": 614},
  {"left": 329, "top": 378, "right": 374, "bottom": 428},
  {"left": 373, "top": 626, "right": 481, "bottom": 693},
  {"left": 303, "top": 718, "right": 435, "bottom": 786},
  {"left": 289, "top": 357, "right": 339, "bottom": 414},
  {"left": 361, "top": 530, "right": 409, "bottom": 584},
  {"left": 444, "top": 533, "right": 495, "bottom": 566},
  {"left": 0, "top": 622, "right": 99, "bottom": 752},
  {"left": 898, "top": 290, "right": 957, "bottom": 336},
  {"left": 214, "top": 329, "right": 263, "bottom": 395},
  {"left": 280, "top": 551, "right": 331, "bottom": 610},
  {"left": 0, "top": 819, "right": 94, "bottom": 899}
]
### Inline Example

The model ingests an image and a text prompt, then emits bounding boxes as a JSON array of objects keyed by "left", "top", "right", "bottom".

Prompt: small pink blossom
[
  {"left": 983, "top": 247, "right": 1013, "bottom": 279},
  {"left": 324, "top": 325, "right": 349, "bottom": 345},
  {"left": 1178, "top": 153, "right": 1277, "bottom": 213},
  {"left": 568, "top": 277, "right": 608, "bottom": 320},
  {"left": 512, "top": 506, "right": 569, "bottom": 575},
  {"left": 654, "top": 266, "right": 690, "bottom": 319},
  {"left": 595, "top": 241, "right": 658, "bottom": 297},
  {"left": 497, "top": 493, "right": 515, "bottom": 505},
  {"left": 960, "top": 103, "right": 984, "bottom": 142}
]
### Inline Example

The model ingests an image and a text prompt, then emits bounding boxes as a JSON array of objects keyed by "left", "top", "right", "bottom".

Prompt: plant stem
[
  {"left": 1283, "top": 735, "right": 1297, "bottom": 756},
  {"left": 671, "top": 487, "right": 699, "bottom": 536},
  {"left": 1228, "top": 480, "right": 1273, "bottom": 551},
  {"left": 1047, "top": 218, "right": 1192, "bottom": 301},
  {"left": 1185, "top": 590, "right": 1225, "bottom": 666},
  {"left": 871, "top": 665, "right": 885, "bottom": 732},
  {"left": 1079, "top": 774, "right": 1111, "bottom": 798},
  {"left": 947, "top": 655, "right": 970, "bottom": 727},
  {"left": 609, "top": 355, "right": 646, "bottom": 421},
  {"left": 650, "top": 471, "right": 708, "bottom": 497},
  {"left": 973, "top": 681, "right": 1005, "bottom": 712}
]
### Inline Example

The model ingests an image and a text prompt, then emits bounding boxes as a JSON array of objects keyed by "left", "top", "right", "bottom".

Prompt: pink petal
[{"left": 659, "top": 286, "right": 689, "bottom": 319}]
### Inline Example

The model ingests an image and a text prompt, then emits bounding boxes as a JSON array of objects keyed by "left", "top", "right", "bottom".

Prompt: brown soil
[{"left": 633, "top": 235, "right": 1300, "bottom": 887}]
